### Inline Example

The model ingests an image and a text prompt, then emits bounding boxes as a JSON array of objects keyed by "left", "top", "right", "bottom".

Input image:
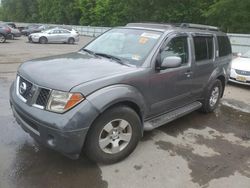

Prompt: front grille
[
  {"left": 19, "top": 77, "right": 33, "bottom": 99},
  {"left": 17, "top": 75, "right": 51, "bottom": 109},
  {"left": 36, "top": 88, "right": 50, "bottom": 107},
  {"left": 235, "top": 69, "right": 250, "bottom": 76}
]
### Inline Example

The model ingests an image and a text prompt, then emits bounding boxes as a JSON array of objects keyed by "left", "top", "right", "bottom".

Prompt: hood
[
  {"left": 232, "top": 57, "right": 250, "bottom": 71},
  {"left": 18, "top": 52, "right": 136, "bottom": 91}
]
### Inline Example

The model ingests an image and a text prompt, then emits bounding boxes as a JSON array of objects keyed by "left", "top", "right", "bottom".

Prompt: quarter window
[
  {"left": 161, "top": 36, "right": 189, "bottom": 65},
  {"left": 217, "top": 36, "right": 232, "bottom": 57},
  {"left": 193, "top": 36, "right": 214, "bottom": 62}
]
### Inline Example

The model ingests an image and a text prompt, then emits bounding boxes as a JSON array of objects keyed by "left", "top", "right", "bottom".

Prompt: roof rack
[
  {"left": 179, "top": 23, "right": 219, "bottom": 31},
  {"left": 126, "top": 22, "right": 220, "bottom": 32},
  {"left": 126, "top": 23, "right": 173, "bottom": 30}
]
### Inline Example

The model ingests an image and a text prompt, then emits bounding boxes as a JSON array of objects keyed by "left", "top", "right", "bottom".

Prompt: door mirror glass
[{"left": 161, "top": 56, "right": 182, "bottom": 69}]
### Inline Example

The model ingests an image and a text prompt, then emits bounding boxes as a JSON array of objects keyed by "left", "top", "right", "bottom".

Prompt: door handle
[{"left": 184, "top": 70, "right": 193, "bottom": 77}]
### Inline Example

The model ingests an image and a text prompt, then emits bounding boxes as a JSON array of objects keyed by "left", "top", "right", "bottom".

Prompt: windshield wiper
[
  {"left": 95, "top": 53, "right": 129, "bottom": 66},
  {"left": 81, "top": 48, "right": 96, "bottom": 56}
]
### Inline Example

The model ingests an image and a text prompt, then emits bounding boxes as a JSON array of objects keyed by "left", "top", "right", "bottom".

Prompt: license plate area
[{"left": 236, "top": 76, "right": 247, "bottom": 82}]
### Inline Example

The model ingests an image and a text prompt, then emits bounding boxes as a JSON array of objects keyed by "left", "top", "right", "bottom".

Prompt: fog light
[{"left": 47, "top": 134, "right": 56, "bottom": 147}]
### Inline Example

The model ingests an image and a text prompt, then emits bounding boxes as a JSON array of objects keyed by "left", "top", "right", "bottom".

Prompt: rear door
[
  {"left": 60, "top": 29, "right": 71, "bottom": 42},
  {"left": 191, "top": 34, "right": 215, "bottom": 99}
]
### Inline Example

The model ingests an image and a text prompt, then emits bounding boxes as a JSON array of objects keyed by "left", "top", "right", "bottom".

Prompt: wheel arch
[
  {"left": 216, "top": 75, "right": 226, "bottom": 97},
  {"left": 39, "top": 36, "right": 48, "bottom": 43}
]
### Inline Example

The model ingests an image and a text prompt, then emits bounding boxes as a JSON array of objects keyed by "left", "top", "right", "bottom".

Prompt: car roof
[{"left": 125, "top": 23, "right": 226, "bottom": 36}]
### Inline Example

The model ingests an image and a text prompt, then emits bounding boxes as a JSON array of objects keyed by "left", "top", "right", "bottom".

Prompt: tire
[
  {"left": 200, "top": 79, "right": 222, "bottom": 113},
  {"left": 84, "top": 105, "right": 142, "bottom": 164},
  {"left": 68, "top": 37, "right": 75, "bottom": 44},
  {"left": 0, "top": 33, "right": 6, "bottom": 43},
  {"left": 39, "top": 37, "right": 48, "bottom": 44},
  {"left": 10, "top": 34, "right": 14, "bottom": 40}
]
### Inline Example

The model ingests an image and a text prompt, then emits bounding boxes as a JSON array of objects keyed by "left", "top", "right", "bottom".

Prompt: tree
[
  {"left": 204, "top": 0, "right": 250, "bottom": 33},
  {"left": 0, "top": 0, "right": 250, "bottom": 33}
]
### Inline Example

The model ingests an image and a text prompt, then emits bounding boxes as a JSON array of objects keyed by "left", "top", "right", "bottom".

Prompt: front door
[{"left": 149, "top": 33, "right": 194, "bottom": 116}]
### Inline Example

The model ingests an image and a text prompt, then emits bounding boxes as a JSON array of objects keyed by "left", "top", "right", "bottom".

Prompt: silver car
[
  {"left": 28, "top": 28, "right": 80, "bottom": 44},
  {"left": 230, "top": 51, "right": 250, "bottom": 85}
]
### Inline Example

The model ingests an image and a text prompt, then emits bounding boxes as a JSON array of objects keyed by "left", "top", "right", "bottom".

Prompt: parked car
[
  {"left": 10, "top": 23, "right": 232, "bottom": 163},
  {"left": 0, "top": 24, "right": 11, "bottom": 43},
  {"left": 230, "top": 51, "right": 250, "bottom": 85},
  {"left": 5, "top": 22, "right": 17, "bottom": 29},
  {"left": 5, "top": 25, "right": 21, "bottom": 39},
  {"left": 28, "top": 28, "right": 80, "bottom": 44},
  {"left": 21, "top": 24, "right": 48, "bottom": 36}
]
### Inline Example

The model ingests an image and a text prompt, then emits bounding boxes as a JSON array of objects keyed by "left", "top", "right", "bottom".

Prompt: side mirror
[{"left": 160, "top": 56, "right": 182, "bottom": 69}]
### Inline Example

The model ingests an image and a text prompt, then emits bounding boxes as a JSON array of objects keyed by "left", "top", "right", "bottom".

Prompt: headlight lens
[{"left": 46, "top": 90, "right": 84, "bottom": 113}]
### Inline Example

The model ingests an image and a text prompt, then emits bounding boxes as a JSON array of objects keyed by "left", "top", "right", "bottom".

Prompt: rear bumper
[
  {"left": 13, "top": 33, "right": 21, "bottom": 37},
  {"left": 10, "top": 82, "right": 100, "bottom": 159}
]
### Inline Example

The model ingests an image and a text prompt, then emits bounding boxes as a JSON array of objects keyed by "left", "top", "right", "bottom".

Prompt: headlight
[{"left": 46, "top": 90, "right": 84, "bottom": 113}]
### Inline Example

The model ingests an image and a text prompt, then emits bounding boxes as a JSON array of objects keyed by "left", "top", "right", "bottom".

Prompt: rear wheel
[
  {"left": 39, "top": 37, "right": 48, "bottom": 44},
  {"left": 68, "top": 37, "right": 75, "bottom": 44},
  {"left": 10, "top": 34, "right": 14, "bottom": 40},
  {"left": 84, "top": 105, "right": 141, "bottom": 164},
  {"left": 0, "top": 34, "right": 6, "bottom": 43},
  {"left": 200, "top": 79, "right": 222, "bottom": 113}
]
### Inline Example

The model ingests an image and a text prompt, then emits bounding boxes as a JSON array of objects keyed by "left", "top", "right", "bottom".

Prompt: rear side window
[
  {"left": 193, "top": 36, "right": 214, "bottom": 62},
  {"left": 217, "top": 36, "right": 232, "bottom": 57}
]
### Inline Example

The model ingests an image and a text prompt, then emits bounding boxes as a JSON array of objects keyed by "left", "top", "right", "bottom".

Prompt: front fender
[{"left": 86, "top": 84, "right": 148, "bottom": 118}]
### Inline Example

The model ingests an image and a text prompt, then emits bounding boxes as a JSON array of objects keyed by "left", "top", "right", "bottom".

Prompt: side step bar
[{"left": 144, "top": 101, "right": 202, "bottom": 131}]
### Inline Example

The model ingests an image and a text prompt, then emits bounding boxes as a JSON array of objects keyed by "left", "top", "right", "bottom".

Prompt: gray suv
[{"left": 10, "top": 23, "right": 232, "bottom": 163}]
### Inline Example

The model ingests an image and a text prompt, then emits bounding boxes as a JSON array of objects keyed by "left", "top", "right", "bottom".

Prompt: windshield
[
  {"left": 242, "top": 51, "right": 250, "bottom": 58},
  {"left": 84, "top": 28, "right": 162, "bottom": 66}
]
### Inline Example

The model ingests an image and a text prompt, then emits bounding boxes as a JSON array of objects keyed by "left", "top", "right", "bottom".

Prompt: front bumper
[
  {"left": 28, "top": 35, "right": 39, "bottom": 43},
  {"left": 10, "top": 82, "right": 100, "bottom": 159},
  {"left": 229, "top": 69, "right": 250, "bottom": 86}
]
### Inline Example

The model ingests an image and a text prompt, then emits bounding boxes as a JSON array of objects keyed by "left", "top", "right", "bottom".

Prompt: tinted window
[
  {"left": 61, "top": 30, "right": 70, "bottom": 33},
  {"left": 217, "top": 36, "right": 232, "bottom": 57},
  {"left": 161, "top": 36, "right": 189, "bottom": 65},
  {"left": 193, "top": 36, "right": 214, "bottom": 61}
]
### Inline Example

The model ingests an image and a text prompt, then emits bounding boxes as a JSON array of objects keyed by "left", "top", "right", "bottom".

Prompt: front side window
[
  {"left": 160, "top": 36, "right": 189, "bottom": 65},
  {"left": 193, "top": 36, "right": 214, "bottom": 62},
  {"left": 84, "top": 28, "right": 163, "bottom": 66}
]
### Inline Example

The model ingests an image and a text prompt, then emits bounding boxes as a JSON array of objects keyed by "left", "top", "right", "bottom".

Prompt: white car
[
  {"left": 28, "top": 28, "right": 80, "bottom": 44},
  {"left": 230, "top": 51, "right": 250, "bottom": 85}
]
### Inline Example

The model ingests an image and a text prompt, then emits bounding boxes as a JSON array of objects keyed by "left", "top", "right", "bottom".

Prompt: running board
[{"left": 144, "top": 101, "right": 202, "bottom": 131}]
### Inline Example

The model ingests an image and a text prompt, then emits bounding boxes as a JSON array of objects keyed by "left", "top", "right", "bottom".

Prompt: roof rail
[{"left": 180, "top": 23, "right": 219, "bottom": 31}]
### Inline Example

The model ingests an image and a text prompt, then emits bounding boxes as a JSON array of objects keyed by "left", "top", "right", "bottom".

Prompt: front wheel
[
  {"left": 39, "top": 37, "right": 48, "bottom": 44},
  {"left": 200, "top": 79, "right": 222, "bottom": 113},
  {"left": 84, "top": 105, "right": 141, "bottom": 164}
]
